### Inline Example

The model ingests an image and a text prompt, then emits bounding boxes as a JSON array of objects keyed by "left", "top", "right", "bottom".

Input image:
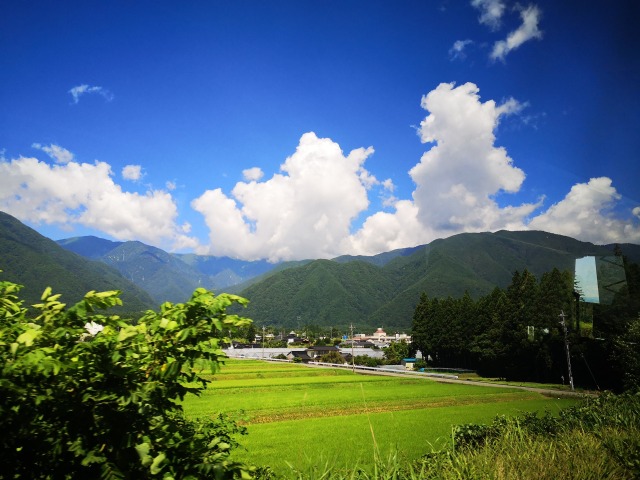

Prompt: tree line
[{"left": 412, "top": 256, "right": 640, "bottom": 391}]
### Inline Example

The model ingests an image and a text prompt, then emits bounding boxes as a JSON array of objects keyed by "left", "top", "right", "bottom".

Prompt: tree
[
  {"left": 319, "top": 351, "right": 345, "bottom": 364},
  {"left": 314, "top": 336, "right": 328, "bottom": 346},
  {"left": 411, "top": 293, "right": 430, "bottom": 357},
  {"left": 383, "top": 340, "right": 410, "bottom": 364},
  {"left": 353, "top": 355, "right": 383, "bottom": 367},
  {"left": 614, "top": 315, "right": 640, "bottom": 391},
  {"left": 246, "top": 322, "right": 257, "bottom": 343},
  {"left": 0, "top": 279, "right": 253, "bottom": 479},
  {"left": 471, "top": 287, "right": 508, "bottom": 377}
]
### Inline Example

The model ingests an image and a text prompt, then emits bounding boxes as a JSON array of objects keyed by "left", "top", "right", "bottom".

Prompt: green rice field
[{"left": 182, "top": 359, "right": 578, "bottom": 476}]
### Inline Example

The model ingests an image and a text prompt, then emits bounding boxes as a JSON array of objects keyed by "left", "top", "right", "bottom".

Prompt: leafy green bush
[
  {"left": 353, "top": 355, "right": 384, "bottom": 367},
  {"left": 0, "top": 278, "right": 253, "bottom": 479},
  {"left": 453, "top": 391, "right": 640, "bottom": 475},
  {"left": 319, "top": 351, "right": 346, "bottom": 364}
]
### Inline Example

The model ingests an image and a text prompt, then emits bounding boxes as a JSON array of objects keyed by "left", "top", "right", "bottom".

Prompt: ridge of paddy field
[{"left": 183, "top": 359, "right": 580, "bottom": 475}]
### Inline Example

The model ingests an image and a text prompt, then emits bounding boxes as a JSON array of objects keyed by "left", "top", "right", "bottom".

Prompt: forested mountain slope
[
  {"left": 3, "top": 210, "right": 636, "bottom": 331},
  {"left": 239, "top": 230, "right": 621, "bottom": 330},
  {"left": 0, "top": 212, "right": 154, "bottom": 313},
  {"left": 58, "top": 237, "right": 279, "bottom": 303}
]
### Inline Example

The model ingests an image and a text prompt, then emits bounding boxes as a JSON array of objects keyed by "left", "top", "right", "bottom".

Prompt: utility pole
[
  {"left": 262, "top": 325, "right": 265, "bottom": 360},
  {"left": 350, "top": 323, "right": 355, "bottom": 372},
  {"left": 559, "top": 311, "right": 574, "bottom": 391}
]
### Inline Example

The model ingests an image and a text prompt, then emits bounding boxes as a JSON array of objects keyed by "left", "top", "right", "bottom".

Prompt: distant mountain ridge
[
  {"left": 0, "top": 212, "right": 155, "bottom": 312},
  {"left": 3, "top": 210, "right": 639, "bottom": 330},
  {"left": 237, "top": 230, "right": 640, "bottom": 330},
  {"left": 57, "top": 236, "right": 279, "bottom": 304}
]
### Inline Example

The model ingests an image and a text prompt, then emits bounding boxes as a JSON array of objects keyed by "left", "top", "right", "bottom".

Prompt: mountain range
[
  {"left": 1, "top": 210, "right": 638, "bottom": 329},
  {"left": 0, "top": 212, "right": 154, "bottom": 313},
  {"left": 56, "top": 235, "right": 276, "bottom": 304}
]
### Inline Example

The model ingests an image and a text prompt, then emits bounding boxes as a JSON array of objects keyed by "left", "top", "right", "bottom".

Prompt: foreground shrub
[
  {"left": 453, "top": 391, "right": 640, "bottom": 450},
  {"left": 446, "top": 391, "right": 640, "bottom": 479},
  {"left": 0, "top": 279, "right": 253, "bottom": 479}
]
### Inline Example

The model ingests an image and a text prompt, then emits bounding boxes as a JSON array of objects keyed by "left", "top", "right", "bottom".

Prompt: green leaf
[
  {"left": 17, "top": 328, "right": 41, "bottom": 347},
  {"left": 160, "top": 317, "right": 178, "bottom": 330},
  {"left": 150, "top": 453, "right": 166, "bottom": 474},
  {"left": 135, "top": 442, "right": 152, "bottom": 466},
  {"left": 117, "top": 326, "right": 139, "bottom": 342},
  {"left": 40, "top": 286, "right": 52, "bottom": 301}
]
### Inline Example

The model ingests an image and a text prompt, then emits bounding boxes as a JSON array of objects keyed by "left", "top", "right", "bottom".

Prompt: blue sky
[{"left": 1, "top": 1, "right": 639, "bottom": 261}]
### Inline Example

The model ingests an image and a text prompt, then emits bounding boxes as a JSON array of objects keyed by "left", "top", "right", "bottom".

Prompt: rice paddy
[{"left": 182, "top": 359, "right": 578, "bottom": 476}]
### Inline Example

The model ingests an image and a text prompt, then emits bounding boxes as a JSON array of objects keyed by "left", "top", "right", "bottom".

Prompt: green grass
[
  {"left": 234, "top": 398, "right": 571, "bottom": 475},
  {"left": 183, "top": 359, "right": 579, "bottom": 477}
]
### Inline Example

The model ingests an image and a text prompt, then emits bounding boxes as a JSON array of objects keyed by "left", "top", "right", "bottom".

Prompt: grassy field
[{"left": 182, "top": 359, "right": 579, "bottom": 476}]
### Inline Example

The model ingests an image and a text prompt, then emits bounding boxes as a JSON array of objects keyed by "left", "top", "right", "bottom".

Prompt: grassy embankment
[{"left": 183, "top": 359, "right": 579, "bottom": 476}]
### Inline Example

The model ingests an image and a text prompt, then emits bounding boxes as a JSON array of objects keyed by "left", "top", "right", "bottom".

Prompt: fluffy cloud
[
  {"left": 192, "top": 82, "right": 639, "bottom": 260},
  {"left": 242, "top": 167, "right": 264, "bottom": 182},
  {"left": 191, "top": 83, "right": 544, "bottom": 260},
  {"left": 411, "top": 82, "right": 535, "bottom": 230},
  {"left": 15, "top": 83, "right": 636, "bottom": 262},
  {"left": 192, "top": 132, "right": 377, "bottom": 261},
  {"left": 32, "top": 143, "right": 74, "bottom": 164},
  {"left": 471, "top": 0, "right": 505, "bottom": 30},
  {"left": 343, "top": 82, "right": 541, "bottom": 255},
  {"left": 528, "top": 178, "right": 640, "bottom": 244},
  {"left": 68, "top": 84, "right": 114, "bottom": 104},
  {"left": 345, "top": 200, "right": 427, "bottom": 255},
  {"left": 491, "top": 5, "right": 543, "bottom": 61},
  {"left": 122, "top": 164, "right": 143, "bottom": 181},
  {"left": 0, "top": 150, "right": 197, "bottom": 250}
]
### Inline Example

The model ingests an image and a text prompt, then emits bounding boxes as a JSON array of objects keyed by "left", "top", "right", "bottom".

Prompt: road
[{"left": 303, "top": 361, "right": 594, "bottom": 398}]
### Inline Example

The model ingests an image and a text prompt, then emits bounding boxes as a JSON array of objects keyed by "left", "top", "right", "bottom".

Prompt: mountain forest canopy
[
  {"left": 0, "top": 212, "right": 155, "bottom": 315},
  {"left": 1, "top": 210, "right": 640, "bottom": 333}
]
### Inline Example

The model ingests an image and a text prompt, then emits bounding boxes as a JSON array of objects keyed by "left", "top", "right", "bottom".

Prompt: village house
[
  {"left": 286, "top": 346, "right": 350, "bottom": 364},
  {"left": 286, "top": 350, "right": 312, "bottom": 362},
  {"left": 305, "top": 345, "right": 340, "bottom": 359},
  {"left": 350, "top": 328, "right": 412, "bottom": 348},
  {"left": 401, "top": 358, "right": 417, "bottom": 370}
]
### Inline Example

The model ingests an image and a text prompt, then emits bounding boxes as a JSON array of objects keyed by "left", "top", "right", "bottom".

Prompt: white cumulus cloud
[
  {"left": 345, "top": 200, "right": 427, "bottom": 255},
  {"left": 192, "top": 132, "right": 377, "bottom": 261},
  {"left": 528, "top": 177, "right": 640, "bottom": 244},
  {"left": 69, "top": 84, "right": 114, "bottom": 104},
  {"left": 122, "top": 164, "right": 143, "bottom": 181},
  {"left": 491, "top": 5, "right": 543, "bottom": 61},
  {"left": 32, "top": 143, "right": 74, "bottom": 164},
  {"left": 0, "top": 149, "right": 197, "bottom": 250},
  {"left": 412, "top": 82, "right": 536, "bottom": 230},
  {"left": 344, "top": 82, "right": 541, "bottom": 255},
  {"left": 242, "top": 167, "right": 264, "bottom": 182},
  {"left": 192, "top": 82, "right": 639, "bottom": 260}
]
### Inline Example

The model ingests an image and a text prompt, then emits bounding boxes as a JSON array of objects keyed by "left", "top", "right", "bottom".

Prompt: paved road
[
  {"left": 416, "top": 375, "right": 594, "bottom": 398},
  {"left": 304, "top": 361, "right": 594, "bottom": 398}
]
